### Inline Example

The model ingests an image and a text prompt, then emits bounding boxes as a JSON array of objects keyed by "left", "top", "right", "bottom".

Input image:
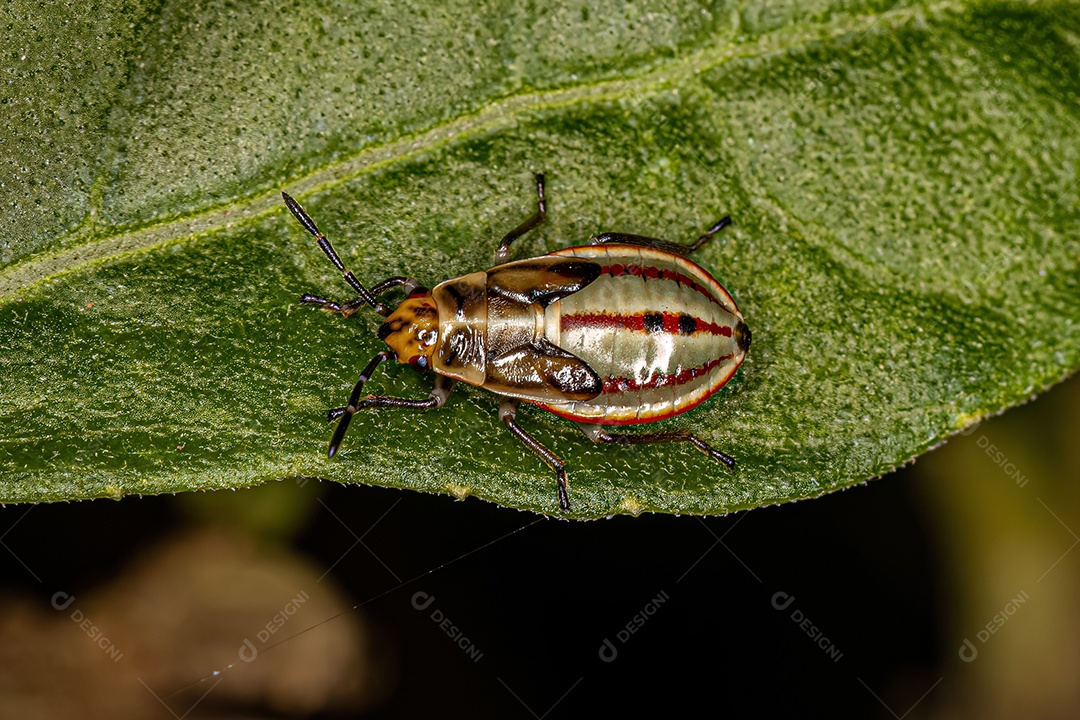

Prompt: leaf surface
[{"left": 1, "top": 0, "right": 1078, "bottom": 517}]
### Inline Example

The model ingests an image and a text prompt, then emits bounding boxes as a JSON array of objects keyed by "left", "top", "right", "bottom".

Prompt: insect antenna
[
  {"left": 328, "top": 350, "right": 394, "bottom": 457},
  {"left": 282, "top": 192, "right": 393, "bottom": 317}
]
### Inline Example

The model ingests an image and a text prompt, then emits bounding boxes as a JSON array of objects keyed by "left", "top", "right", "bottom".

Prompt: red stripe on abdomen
[
  {"left": 561, "top": 312, "right": 732, "bottom": 337},
  {"left": 599, "top": 263, "right": 724, "bottom": 309},
  {"left": 601, "top": 354, "right": 734, "bottom": 394}
]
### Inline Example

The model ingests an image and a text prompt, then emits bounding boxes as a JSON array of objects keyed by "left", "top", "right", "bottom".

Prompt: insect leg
[
  {"left": 493, "top": 173, "right": 547, "bottom": 265},
  {"left": 327, "top": 354, "right": 455, "bottom": 457},
  {"left": 576, "top": 423, "right": 736, "bottom": 468},
  {"left": 685, "top": 216, "right": 733, "bottom": 254},
  {"left": 499, "top": 399, "right": 570, "bottom": 511},
  {"left": 590, "top": 216, "right": 732, "bottom": 257},
  {"left": 369, "top": 276, "right": 424, "bottom": 298},
  {"left": 299, "top": 293, "right": 371, "bottom": 317},
  {"left": 300, "top": 277, "right": 423, "bottom": 318},
  {"left": 283, "top": 191, "right": 396, "bottom": 317}
]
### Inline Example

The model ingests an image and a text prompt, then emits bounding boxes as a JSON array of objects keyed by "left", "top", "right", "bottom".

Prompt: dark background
[{"left": 1, "top": 372, "right": 1076, "bottom": 719}]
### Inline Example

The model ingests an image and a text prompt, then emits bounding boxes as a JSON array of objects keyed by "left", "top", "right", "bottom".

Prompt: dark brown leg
[
  {"left": 494, "top": 174, "right": 547, "bottom": 265},
  {"left": 327, "top": 354, "right": 454, "bottom": 457},
  {"left": 576, "top": 423, "right": 736, "bottom": 467},
  {"left": 300, "top": 293, "right": 370, "bottom": 318},
  {"left": 299, "top": 277, "right": 422, "bottom": 318},
  {"left": 591, "top": 216, "right": 732, "bottom": 257},
  {"left": 686, "top": 217, "right": 733, "bottom": 253},
  {"left": 499, "top": 399, "right": 570, "bottom": 511}
]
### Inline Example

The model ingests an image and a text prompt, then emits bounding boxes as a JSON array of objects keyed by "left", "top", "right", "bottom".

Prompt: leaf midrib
[{"left": 0, "top": 0, "right": 965, "bottom": 301}]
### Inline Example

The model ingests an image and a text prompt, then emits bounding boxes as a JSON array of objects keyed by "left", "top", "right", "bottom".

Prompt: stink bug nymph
[{"left": 283, "top": 175, "right": 751, "bottom": 511}]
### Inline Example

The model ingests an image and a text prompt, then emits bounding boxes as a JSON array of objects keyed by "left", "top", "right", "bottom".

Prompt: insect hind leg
[
  {"left": 493, "top": 173, "right": 547, "bottom": 265},
  {"left": 576, "top": 423, "right": 736, "bottom": 468},
  {"left": 591, "top": 216, "right": 732, "bottom": 257}
]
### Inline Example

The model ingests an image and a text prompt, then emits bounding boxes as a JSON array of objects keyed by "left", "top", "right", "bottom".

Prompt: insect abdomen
[{"left": 537, "top": 244, "right": 747, "bottom": 424}]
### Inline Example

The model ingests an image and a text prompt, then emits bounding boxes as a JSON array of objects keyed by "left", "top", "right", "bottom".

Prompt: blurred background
[{"left": 0, "top": 371, "right": 1076, "bottom": 719}]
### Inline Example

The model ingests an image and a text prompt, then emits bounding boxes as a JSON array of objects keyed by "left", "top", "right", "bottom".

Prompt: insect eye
[{"left": 408, "top": 355, "right": 430, "bottom": 373}]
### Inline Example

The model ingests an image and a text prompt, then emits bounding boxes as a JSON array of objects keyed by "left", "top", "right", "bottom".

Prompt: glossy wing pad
[
  {"left": 486, "top": 338, "right": 602, "bottom": 402},
  {"left": 486, "top": 258, "right": 602, "bottom": 307}
]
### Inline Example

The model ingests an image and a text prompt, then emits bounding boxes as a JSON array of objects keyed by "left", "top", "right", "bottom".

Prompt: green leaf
[{"left": 1, "top": 0, "right": 1078, "bottom": 518}]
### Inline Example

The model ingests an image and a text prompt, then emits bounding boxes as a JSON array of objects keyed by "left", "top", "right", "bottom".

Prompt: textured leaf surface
[{"left": 1, "top": 0, "right": 1077, "bottom": 517}]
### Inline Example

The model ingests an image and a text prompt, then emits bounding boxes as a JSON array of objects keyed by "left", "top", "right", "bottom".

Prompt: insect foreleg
[
  {"left": 301, "top": 277, "right": 423, "bottom": 318},
  {"left": 299, "top": 293, "right": 367, "bottom": 317},
  {"left": 493, "top": 173, "right": 547, "bottom": 265},
  {"left": 576, "top": 423, "right": 736, "bottom": 468},
  {"left": 327, "top": 367, "right": 455, "bottom": 456},
  {"left": 499, "top": 398, "right": 570, "bottom": 511}
]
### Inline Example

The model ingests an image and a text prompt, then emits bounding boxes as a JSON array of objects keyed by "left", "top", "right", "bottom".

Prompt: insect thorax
[{"left": 430, "top": 272, "right": 488, "bottom": 384}]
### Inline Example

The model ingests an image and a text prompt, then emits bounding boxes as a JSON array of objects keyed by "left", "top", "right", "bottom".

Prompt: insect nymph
[{"left": 283, "top": 175, "right": 750, "bottom": 511}]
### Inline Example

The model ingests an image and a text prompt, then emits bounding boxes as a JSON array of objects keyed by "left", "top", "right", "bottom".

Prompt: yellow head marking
[{"left": 378, "top": 296, "right": 438, "bottom": 365}]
